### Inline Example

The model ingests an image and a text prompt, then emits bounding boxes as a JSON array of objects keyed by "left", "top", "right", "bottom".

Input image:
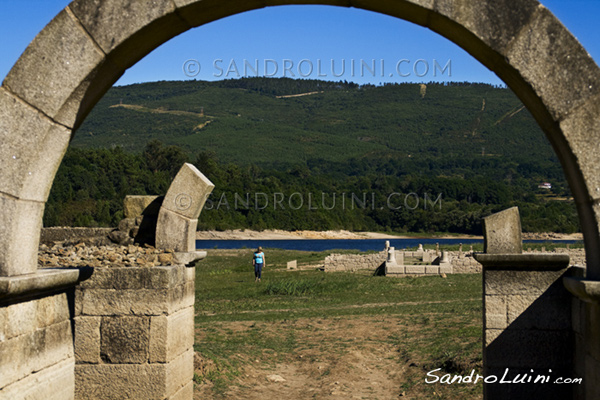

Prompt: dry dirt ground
[{"left": 193, "top": 316, "right": 482, "bottom": 400}]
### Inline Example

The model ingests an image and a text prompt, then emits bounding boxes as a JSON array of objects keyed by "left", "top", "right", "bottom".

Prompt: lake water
[{"left": 195, "top": 238, "right": 580, "bottom": 252}]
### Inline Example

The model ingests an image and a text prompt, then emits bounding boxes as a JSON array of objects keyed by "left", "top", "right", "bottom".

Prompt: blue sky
[{"left": 0, "top": 1, "right": 598, "bottom": 87}]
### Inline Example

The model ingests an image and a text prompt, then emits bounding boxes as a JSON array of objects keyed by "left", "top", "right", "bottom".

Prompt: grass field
[{"left": 193, "top": 249, "right": 483, "bottom": 399}]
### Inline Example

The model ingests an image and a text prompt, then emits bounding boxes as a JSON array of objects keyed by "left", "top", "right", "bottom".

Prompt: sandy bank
[{"left": 195, "top": 229, "right": 482, "bottom": 240}]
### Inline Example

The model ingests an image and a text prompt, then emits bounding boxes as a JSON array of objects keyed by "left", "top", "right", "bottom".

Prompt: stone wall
[
  {"left": 323, "top": 252, "right": 387, "bottom": 272},
  {"left": 0, "top": 292, "right": 75, "bottom": 400},
  {"left": 40, "top": 227, "right": 113, "bottom": 246},
  {"left": 73, "top": 264, "right": 195, "bottom": 400}
]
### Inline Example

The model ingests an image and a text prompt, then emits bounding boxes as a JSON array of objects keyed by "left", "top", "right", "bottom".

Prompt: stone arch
[{"left": 0, "top": 0, "right": 599, "bottom": 280}]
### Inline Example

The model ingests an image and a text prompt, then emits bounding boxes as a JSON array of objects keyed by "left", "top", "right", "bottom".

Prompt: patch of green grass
[{"left": 194, "top": 248, "right": 486, "bottom": 398}]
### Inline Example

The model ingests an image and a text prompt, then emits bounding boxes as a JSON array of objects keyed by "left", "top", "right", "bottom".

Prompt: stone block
[
  {"left": 287, "top": 260, "right": 297, "bottom": 270},
  {"left": 166, "top": 349, "right": 194, "bottom": 398},
  {"left": 405, "top": 265, "right": 425, "bottom": 274},
  {"left": 70, "top": 0, "right": 188, "bottom": 71},
  {"left": 161, "top": 163, "right": 214, "bottom": 220},
  {"left": 439, "top": 265, "right": 453, "bottom": 274},
  {"left": 507, "top": 6, "right": 600, "bottom": 120},
  {"left": 585, "top": 355, "right": 600, "bottom": 400},
  {"left": 75, "top": 363, "right": 166, "bottom": 400},
  {"left": 174, "top": 0, "right": 267, "bottom": 28},
  {"left": 169, "top": 381, "right": 193, "bottom": 400},
  {"left": 80, "top": 288, "right": 170, "bottom": 316},
  {"left": 506, "top": 294, "right": 571, "bottom": 330},
  {"left": 155, "top": 208, "right": 197, "bottom": 252},
  {"left": 432, "top": 0, "right": 538, "bottom": 52},
  {"left": 585, "top": 303, "right": 600, "bottom": 359},
  {"left": 425, "top": 265, "right": 439, "bottom": 274},
  {"left": 100, "top": 316, "right": 150, "bottom": 363},
  {"left": 482, "top": 207, "right": 522, "bottom": 254},
  {"left": 0, "top": 320, "right": 73, "bottom": 388},
  {"left": 3, "top": 9, "right": 110, "bottom": 127},
  {"left": 2, "top": 293, "right": 69, "bottom": 340},
  {"left": 422, "top": 252, "right": 434, "bottom": 263},
  {"left": 485, "top": 295, "right": 507, "bottom": 329},
  {"left": 80, "top": 265, "right": 186, "bottom": 290},
  {"left": 560, "top": 93, "right": 600, "bottom": 201},
  {"left": 485, "top": 328, "right": 502, "bottom": 346},
  {"left": 74, "top": 316, "right": 101, "bottom": 364},
  {"left": 485, "top": 329, "right": 572, "bottom": 369},
  {"left": 484, "top": 269, "right": 566, "bottom": 296},
  {"left": 150, "top": 307, "right": 194, "bottom": 363},
  {"left": 386, "top": 264, "right": 405, "bottom": 275},
  {"left": 0, "top": 193, "right": 45, "bottom": 276},
  {"left": 0, "top": 357, "right": 74, "bottom": 400},
  {"left": 0, "top": 88, "right": 72, "bottom": 202},
  {"left": 123, "top": 195, "right": 162, "bottom": 218}
]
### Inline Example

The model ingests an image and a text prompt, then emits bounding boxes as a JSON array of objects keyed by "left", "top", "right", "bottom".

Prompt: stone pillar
[
  {"left": 417, "top": 244, "right": 424, "bottom": 253},
  {"left": 476, "top": 207, "right": 573, "bottom": 400},
  {"left": 476, "top": 254, "right": 572, "bottom": 400},
  {"left": 73, "top": 264, "right": 195, "bottom": 400},
  {"left": 387, "top": 247, "right": 396, "bottom": 263},
  {"left": 564, "top": 270, "right": 600, "bottom": 400},
  {"left": 155, "top": 163, "right": 214, "bottom": 253}
]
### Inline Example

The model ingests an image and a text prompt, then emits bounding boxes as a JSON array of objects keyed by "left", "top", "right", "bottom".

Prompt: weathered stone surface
[
  {"left": 424, "top": 265, "right": 439, "bottom": 274},
  {"left": 0, "top": 269, "right": 80, "bottom": 299},
  {"left": 0, "top": 320, "right": 73, "bottom": 388},
  {"left": 74, "top": 316, "right": 101, "bottom": 364},
  {"left": 123, "top": 195, "right": 162, "bottom": 218},
  {"left": 485, "top": 269, "right": 566, "bottom": 296},
  {"left": 287, "top": 260, "right": 297, "bottom": 270},
  {"left": 173, "top": 0, "right": 267, "bottom": 28},
  {"left": 560, "top": 93, "right": 600, "bottom": 202},
  {"left": 0, "top": 88, "right": 72, "bottom": 202},
  {"left": 485, "top": 295, "right": 507, "bottom": 329},
  {"left": 70, "top": 0, "right": 189, "bottom": 70},
  {"left": 75, "top": 363, "right": 166, "bottom": 400},
  {"left": 432, "top": 0, "right": 538, "bottom": 52},
  {"left": 166, "top": 349, "right": 194, "bottom": 398},
  {"left": 0, "top": 193, "right": 45, "bottom": 276},
  {"left": 173, "top": 251, "right": 207, "bottom": 265},
  {"left": 485, "top": 329, "right": 572, "bottom": 369},
  {"left": 2, "top": 293, "right": 70, "bottom": 340},
  {"left": 155, "top": 208, "right": 198, "bottom": 252},
  {"left": 169, "top": 381, "right": 193, "bottom": 400},
  {"left": 349, "top": 0, "right": 433, "bottom": 27},
  {"left": 80, "top": 289, "right": 169, "bottom": 316},
  {"left": 0, "top": 357, "right": 74, "bottom": 400},
  {"left": 506, "top": 294, "right": 571, "bottom": 330},
  {"left": 149, "top": 307, "right": 194, "bottom": 363},
  {"left": 161, "top": 163, "right": 214, "bottom": 220},
  {"left": 439, "top": 265, "right": 453, "bottom": 274},
  {"left": 482, "top": 207, "right": 522, "bottom": 254},
  {"left": 405, "top": 265, "right": 425, "bottom": 274},
  {"left": 506, "top": 6, "right": 600, "bottom": 120},
  {"left": 385, "top": 264, "right": 405, "bottom": 275},
  {"left": 100, "top": 316, "right": 150, "bottom": 363},
  {"left": 3, "top": 9, "right": 107, "bottom": 127}
]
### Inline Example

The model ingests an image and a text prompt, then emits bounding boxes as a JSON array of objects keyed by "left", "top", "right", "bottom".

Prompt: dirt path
[{"left": 194, "top": 315, "right": 483, "bottom": 400}]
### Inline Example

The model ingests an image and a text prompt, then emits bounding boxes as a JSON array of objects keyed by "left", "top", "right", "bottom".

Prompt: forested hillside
[{"left": 45, "top": 78, "right": 579, "bottom": 234}]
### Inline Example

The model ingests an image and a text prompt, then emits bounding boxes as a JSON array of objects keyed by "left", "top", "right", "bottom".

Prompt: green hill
[
  {"left": 74, "top": 78, "right": 553, "bottom": 167},
  {"left": 46, "top": 78, "right": 578, "bottom": 234}
]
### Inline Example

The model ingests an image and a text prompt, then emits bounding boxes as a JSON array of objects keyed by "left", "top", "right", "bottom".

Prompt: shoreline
[{"left": 196, "top": 229, "right": 583, "bottom": 241}]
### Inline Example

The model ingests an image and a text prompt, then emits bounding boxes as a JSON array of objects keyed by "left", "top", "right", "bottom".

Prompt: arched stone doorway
[
  {"left": 1, "top": 0, "right": 599, "bottom": 398},
  {"left": 1, "top": 0, "right": 599, "bottom": 279}
]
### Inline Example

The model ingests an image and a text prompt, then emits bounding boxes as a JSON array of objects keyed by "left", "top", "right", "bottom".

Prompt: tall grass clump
[{"left": 264, "top": 278, "right": 320, "bottom": 296}]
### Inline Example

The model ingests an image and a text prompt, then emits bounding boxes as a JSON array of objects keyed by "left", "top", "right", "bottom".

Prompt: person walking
[{"left": 253, "top": 246, "right": 265, "bottom": 282}]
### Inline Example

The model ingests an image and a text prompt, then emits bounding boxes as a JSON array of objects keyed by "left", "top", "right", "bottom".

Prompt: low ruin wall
[
  {"left": 323, "top": 248, "right": 587, "bottom": 274},
  {"left": 323, "top": 252, "right": 387, "bottom": 272}
]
